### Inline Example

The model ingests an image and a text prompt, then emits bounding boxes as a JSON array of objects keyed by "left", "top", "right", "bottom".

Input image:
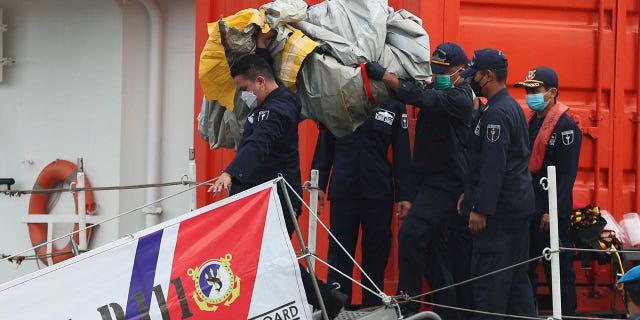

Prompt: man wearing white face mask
[
  {"left": 515, "top": 66, "right": 582, "bottom": 316},
  {"left": 209, "top": 30, "right": 348, "bottom": 319}
]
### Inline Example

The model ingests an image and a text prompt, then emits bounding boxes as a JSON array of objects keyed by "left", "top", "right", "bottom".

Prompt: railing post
[
  {"left": 77, "top": 157, "right": 87, "bottom": 252},
  {"left": 308, "top": 169, "right": 319, "bottom": 269},
  {"left": 278, "top": 178, "right": 329, "bottom": 320},
  {"left": 546, "top": 166, "right": 562, "bottom": 319}
]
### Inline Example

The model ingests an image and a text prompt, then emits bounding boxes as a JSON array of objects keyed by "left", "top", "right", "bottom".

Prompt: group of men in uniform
[{"left": 208, "top": 28, "right": 583, "bottom": 319}]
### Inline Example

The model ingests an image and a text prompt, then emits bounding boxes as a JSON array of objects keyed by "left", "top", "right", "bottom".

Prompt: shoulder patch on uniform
[
  {"left": 486, "top": 124, "right": 501, "bottom": 142},
  {"left": 549, "top": 133, "right": 557, "bottom": 146},
  {"left": 561, "top": 129, "right": 574, "bottom": 145},
  {"left": 375, "top": 109, "right": 395, "bottom": 125},
  {"left": 258, "top": 110, "right": 270, "bottom": 122},
  {"left": 247, "top": 113, "right": 254, "bottom": 124},
  {"left": 401, "top": 114, "right": 408, "bottom": 129}
]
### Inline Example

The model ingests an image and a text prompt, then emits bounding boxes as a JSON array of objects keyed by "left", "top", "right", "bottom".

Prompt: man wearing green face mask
[
  {"left": 515, "top": 66, "right": 582, "bottom": 316},
  {"left": 432, "top": 49, "right": 464, "bottom": 90},
  {"left": 366, "top": 42, "right": 474, "bottom": 318}
]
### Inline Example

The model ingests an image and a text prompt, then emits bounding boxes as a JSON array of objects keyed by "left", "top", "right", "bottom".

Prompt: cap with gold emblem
[{"left": 514, "top": 66, "right": 558, "bottom": 88}]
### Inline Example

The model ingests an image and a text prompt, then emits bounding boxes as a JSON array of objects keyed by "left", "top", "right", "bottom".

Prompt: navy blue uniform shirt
[
  {"left": 311, "top": 100, "right": 412, "bottom": 201},
  {"left": 225, "top": 85, "right": 303, "bottom": 207},
  {"left": 394, "top": 80, "right": 474, "bottom": 197},
  {"left": 529, "top": 112, "right": 582, "bottom": 220},
  {"left": 225, "top": 48, "right": 302, "bottom": 209},
  {"left": 467, "top": 88, "right": 535, "bottom": 218}
]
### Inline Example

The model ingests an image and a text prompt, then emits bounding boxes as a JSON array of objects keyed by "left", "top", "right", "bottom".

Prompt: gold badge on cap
[{"left": 526, "top": 69, "right": 536, "bottom": 80}]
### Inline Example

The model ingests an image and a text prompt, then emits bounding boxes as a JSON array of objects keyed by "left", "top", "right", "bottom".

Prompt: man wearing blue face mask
[
  {"left": 515, "top": 66, "right": 582, "bottom": 316},
  {"left": 366, "top": 42, "right": 473, "bottom": 318}
]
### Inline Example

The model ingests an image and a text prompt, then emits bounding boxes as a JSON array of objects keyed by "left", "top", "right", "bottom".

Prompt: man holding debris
[
  {"left": 311, "top": 99, "right": 412, "bottom": 308},
  {"left": 209, "top": 31, "right": 347, "bottom": 319},
  {"left": 366, "top": 42, "right": 474, "bottom": 318}
]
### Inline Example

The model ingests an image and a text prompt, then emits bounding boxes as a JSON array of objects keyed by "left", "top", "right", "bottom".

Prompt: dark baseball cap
[
  {"left": 430, "top": 42, "right": 468, "bottom": 74},
  {"left": 459, "top": 48, "right": 508, "bottom": 78},
  {"left": 514, "top": 66, "right": 559, "bottom": 88}
]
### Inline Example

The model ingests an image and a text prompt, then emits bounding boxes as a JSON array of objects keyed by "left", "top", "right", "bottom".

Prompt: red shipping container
[{"left": 194, "top": 0, "right": 640, "bottom": 311}]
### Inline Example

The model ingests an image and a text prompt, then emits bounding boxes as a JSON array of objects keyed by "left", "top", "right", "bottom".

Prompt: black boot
[
  {"left": 325, "top": 288, "right": 348, "bottom": 319},
  {"left": 399, "top": 303, "right": 419, "bottom": 318}
]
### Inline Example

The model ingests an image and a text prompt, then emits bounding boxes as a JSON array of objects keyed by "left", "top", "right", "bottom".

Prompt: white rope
[
  {"left": 560, "top": 246, "right": 640, "bottom": 254},
  {"left": 413, "top": 299, "right": 625, "bottom": 320},
  {"left": 2, "top": 180, "right": 211, "bottom": 196},
  {"left": 410, "top": 254, "right": 545, "bottom": 300},
  {"left": 297, "top": 252, "right": 312, "bottom": 259},
  {"left": 562, "top": 315, "right": 625, "bottom": 320},
  {"left": 281, "top": 178, "right": 385, "bottom": 296},
  {"left": 313, "top": 255, "right": 383, "bottom": 300},
  {"left": 409, "top": 299, "right": 545, "bottom": 320},
  {"left": 0, "top": 177, "right": 217, "bottom": 264}
]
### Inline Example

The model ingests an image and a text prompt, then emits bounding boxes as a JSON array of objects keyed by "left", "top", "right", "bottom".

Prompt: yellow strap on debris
[{"left": 280, "top": 25, "right": 318, "bottom": 91}]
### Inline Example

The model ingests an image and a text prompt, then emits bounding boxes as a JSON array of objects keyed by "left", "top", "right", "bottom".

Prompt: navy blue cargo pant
[
  {"left": 397, "top": 186, "right": 460, "bottom": 319},
  {"left": 449, "top": 212, "right": 474, "bottom": 319},
  {"left": 471, "top": 217, "right": 536, "bottom": 319},
  {"left": 327, "top": 199, "right": 393, "bottom": 307},
  {"left": 528, "top": 215, "right": 576, "bottom": 316}
]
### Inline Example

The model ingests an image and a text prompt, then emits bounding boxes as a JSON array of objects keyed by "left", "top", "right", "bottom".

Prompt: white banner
[{"left": 0, "top": 180, "right": 311, "bottom": 320}]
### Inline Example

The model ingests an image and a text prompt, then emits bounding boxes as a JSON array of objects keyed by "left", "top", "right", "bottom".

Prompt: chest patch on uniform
[
  {"left": 375, "top": 109, "right": 395, "bottom": 125},
  {"left": 401, "top": 114, "right": 408, "bottom": 129},
  {"left": 258, "top": 110, "right": 270, "bottom": 122},
  {"left": 486, "top": 124, "right": 501, "bottom": 142},
  {"left": 561, "top": 130, "right": 574, "bottom": 145},
  {"left": 247, "top": 113, "right": 254, "bottom": 124},
  {"left": 549, "top": 133, "right": 557, "bottom": 146},
  {"left": 474, "top": 120, "right": 481, "bottom": 136}
]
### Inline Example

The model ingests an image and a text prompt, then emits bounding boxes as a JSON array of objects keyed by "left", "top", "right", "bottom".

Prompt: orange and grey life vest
[{"left": 527, "top": 102, "right": 569, "bottom": 173}]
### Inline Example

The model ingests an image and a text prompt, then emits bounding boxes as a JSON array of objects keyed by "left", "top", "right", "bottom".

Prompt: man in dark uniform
[
  {"left": 209, "top": 31, "right": 347, "bottom": 319},
  {"left": 365, "top": 42, "right": 474, "bottom": 319},
  {"left": 311, "top": 99, "right": 412, "bottom": 308},
  {"left": 459, "top": 48, "right": 536, "bottom": 319},
  {"left": 515, "top": 66, "right": 581, "bottom": 316}
]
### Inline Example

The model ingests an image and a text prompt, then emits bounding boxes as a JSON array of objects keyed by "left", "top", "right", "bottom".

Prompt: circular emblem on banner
[{"left": 188, "top": 253, "right": 240, "bottom": 311}]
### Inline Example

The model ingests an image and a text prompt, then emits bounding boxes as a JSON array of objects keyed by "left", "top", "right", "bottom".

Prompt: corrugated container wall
[{"left": 194, "top": 0, "right": 640, "bottom": 304}]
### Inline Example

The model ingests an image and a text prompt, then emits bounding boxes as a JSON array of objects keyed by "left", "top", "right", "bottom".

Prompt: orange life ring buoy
[{"left": 28, "top": 159, "right": 96, "bottom": 266}]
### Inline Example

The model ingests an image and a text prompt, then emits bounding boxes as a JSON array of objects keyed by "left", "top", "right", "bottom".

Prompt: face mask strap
[
  {"left": 450, "top": 68, "right": 464, "bottom": 86},
  {"left": 478, "top": 73, "right": 489, "bottom": 89}
]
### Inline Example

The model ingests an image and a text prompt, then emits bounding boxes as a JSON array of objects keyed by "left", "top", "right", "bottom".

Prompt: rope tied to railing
[
  {"left": 0, "top": 177, "right": 217, "bottom": 265},
  {"left": 1, "top": 179, "right": 212, "bottom": 197}
]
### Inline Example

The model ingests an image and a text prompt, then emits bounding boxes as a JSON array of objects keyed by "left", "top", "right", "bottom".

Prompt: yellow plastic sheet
[
  {"left": 198, "top": 9, "right": 267, "bottom": 111},
  {"left": 198, "top": 9, "right": 316, "bottom": 110}
]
